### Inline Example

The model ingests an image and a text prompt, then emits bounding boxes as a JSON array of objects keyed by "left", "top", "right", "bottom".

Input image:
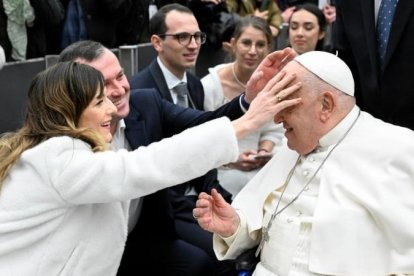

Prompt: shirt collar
[
  {"left": 157, "top": 56, "right": 187, "bottom": 90},
  {"left": 318, "top": 105, "right": 360, "bottom": 150}
]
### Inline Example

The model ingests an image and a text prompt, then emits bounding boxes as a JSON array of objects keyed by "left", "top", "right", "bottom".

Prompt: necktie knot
[
  {"left": 173, "top": 82, "right": 189, "bottom": 107},
  {"left": 377, "top": 0, "right": 397, "bottom": 66}
]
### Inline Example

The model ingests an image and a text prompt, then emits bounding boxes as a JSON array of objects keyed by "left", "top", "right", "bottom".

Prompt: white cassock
[{"left": 213, "top": 106, "right": 414, "bottom": 275}]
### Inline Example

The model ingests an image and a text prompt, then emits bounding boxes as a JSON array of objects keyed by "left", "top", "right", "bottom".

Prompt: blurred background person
[
  {"left": 226, "top": 0, "right": 283, "bottom": 37},
  {"left": 201, "top": 16, "right": 284, "bottom": 198},
  {"left": 288, "top": 3, "right": 328, "bottom": 54}
]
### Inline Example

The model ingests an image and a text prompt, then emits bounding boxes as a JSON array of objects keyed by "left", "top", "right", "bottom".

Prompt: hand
[
  {"left": 323, "top": 4, "right": 336, "bottom": 24},
  {"left": 253, "top": 9, "right": 269, "bottom": 21},
  {"left": 245, "top": 47, "right": 296, "bottom": 103},
  {"left": 281, "top": 6, "right": 295, "bottom": 23},
  {"left": 194, "top": 189, "right": 240, "bottom": 237},
  {"left": 226, "top": 150, "right": 264, "bottom": 171},
  {"left": 232, "top": 69, "right": 302, "bottom": 139}
]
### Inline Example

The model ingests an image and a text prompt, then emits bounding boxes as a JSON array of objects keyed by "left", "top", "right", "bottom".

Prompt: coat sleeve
[{"left": 42, "top": 118, "right": 238, "bottom": 205}]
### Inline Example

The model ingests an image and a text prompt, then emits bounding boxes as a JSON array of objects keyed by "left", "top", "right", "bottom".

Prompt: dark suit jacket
[
  {"left": 129, "top": 60, "right": 233, "bottom": 223},
  {"left": 118, "top": 88, "right": 243, "bottom": 274},
  {"left": 333, "top": 0, "right": 414, "bottom": 129}
]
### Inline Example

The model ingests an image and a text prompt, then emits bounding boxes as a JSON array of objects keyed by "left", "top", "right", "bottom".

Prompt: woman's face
[
  {"left": 233, "top": 26, "right": 270, "bottom": 71},
  {"left": 289, "top": 9, "right": 325, "bottom": 54},
  {"left": 78, "top": 89, "right": 117, "bottom": 143}
]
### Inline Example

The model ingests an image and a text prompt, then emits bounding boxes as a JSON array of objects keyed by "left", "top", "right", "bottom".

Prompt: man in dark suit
[
  {"left": 129, "top": 4, "right": 237, "bottom": 275},
  {"left": 59, "top": 39, "right": 297, "bottom": 274},
  {"left": 333, "top": 0, "right": 414, "bottom": 130}
]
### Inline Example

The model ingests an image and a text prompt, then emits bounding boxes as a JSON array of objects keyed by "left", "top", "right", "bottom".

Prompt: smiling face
[
  {"left": 152, "top": 10, "right": 201, "bottom": 78},
  {"left": 77, "top": 49, "right": 130, "bottom": 123},
  {"left": 289, "top": 9, "right": 325, "bottom": 54},
  {"left": 274, "top": 62, "right": 326, "bottom": 155},
  {"left": 233, "top": 25, "right": 271, "bottom": 72},
  {"left": 78, "top": 89, "right": 117, "bottom": 143}
]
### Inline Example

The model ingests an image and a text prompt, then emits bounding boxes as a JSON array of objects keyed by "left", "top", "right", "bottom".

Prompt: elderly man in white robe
[{"left": 193, "top": 51, "right": 414, "bottom": 275}]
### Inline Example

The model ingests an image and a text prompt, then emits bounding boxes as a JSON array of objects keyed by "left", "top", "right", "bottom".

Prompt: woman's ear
[{"left": 318, "top": 30, "right": 326, "bottom": 41}]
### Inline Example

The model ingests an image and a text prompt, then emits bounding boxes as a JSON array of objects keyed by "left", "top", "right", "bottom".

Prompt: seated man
[{"left": 194, "top": 51, "right": 414, "bottom": 275}]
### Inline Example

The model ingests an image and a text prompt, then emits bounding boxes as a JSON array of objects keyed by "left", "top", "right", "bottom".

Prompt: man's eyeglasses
[{"left": 158, "top": 32, "right": 207, "bottom": 46}]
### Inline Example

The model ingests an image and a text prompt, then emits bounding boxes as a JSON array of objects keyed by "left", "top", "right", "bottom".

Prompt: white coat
[{"left": 0, "top": 118, "right": 238, "bottom": 276}]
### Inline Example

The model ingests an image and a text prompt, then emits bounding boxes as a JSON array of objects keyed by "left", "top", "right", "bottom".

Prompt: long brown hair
[{"left": 0, "top": 62, "right": 108, "bottom": 187}]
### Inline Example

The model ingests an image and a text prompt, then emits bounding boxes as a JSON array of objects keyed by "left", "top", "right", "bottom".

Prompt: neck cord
[
  {"left": 232, "top": 62, "right": 246, "bottom": 88},
  {"left": 255, "top": 109, "right": 361, "bottom": 257}
]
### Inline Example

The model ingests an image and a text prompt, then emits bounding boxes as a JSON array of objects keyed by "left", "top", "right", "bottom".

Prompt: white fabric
[
  {"left": 294, "top": 51, "right": 354, "bottom": 96},
  {"left": 214, "top": 107, "right": 414, "bottom": 275},
  {"left": 202, "top": 63, "right": 285, "bottom": 197},
  {"left": 0, "top": 118, "right": 238, "bottom": 276},
  {"left": 0, "top": 46, "right": 5, "bottom": 70}
]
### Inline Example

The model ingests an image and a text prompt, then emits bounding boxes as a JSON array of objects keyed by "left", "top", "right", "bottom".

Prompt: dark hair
[
  {"left": 0, "top": 62, "right": 107, "bottom": 186},
  {"left": 149, "top": 3, "right": 194, "bottom": 36},
  {"left": 232, "top": 16, "right": 273, "bottom": 47},
  {"left": 58, "top": 40, "right": 106, "bottom": 63},
  {"left": 289, "top": 3, "right": 327, "bottom": 51}
]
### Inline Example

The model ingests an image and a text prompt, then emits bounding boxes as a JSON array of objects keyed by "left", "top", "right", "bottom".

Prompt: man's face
[
  {"left": 153, "top": 10, "right": 201, "bottom": 77},
  {"left": 78, "top": 49, "right": 130, "bottom": 121},
  {"left": 274, "top": 62, "right": 324, "bottom": 155}
]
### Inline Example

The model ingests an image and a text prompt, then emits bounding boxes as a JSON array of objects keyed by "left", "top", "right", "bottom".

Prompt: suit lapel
[
  {"left": 383, "top": 0, "right": 414, "bottom": 71},
  {"left": 149, "top": 61, "right": 173, "bottom": 102},
  {"left": 124, "top": 108, "right": 148, "bottom": 149},
  {"left": 360, "top": 0, "right": 379, "bottom": 74}
]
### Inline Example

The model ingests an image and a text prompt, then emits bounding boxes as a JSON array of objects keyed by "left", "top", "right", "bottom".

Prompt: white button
[
  {"left": 309, "top": 157, "right": 315, "bottom": 162},
  {"left": 296, "top": 211, "right": 302, "bottom": 217},
  {"left": 287, "top": 218, "right": 293, "bottom": 223},
  {"left": 304, "top": 186, "right": 310, "bottom": 191},
  {"left": 303, "top": 170, "right": 310, "bottom": 177}
]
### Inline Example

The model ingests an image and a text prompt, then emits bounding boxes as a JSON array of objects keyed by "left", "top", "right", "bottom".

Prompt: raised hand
[
  {"left": 245, "top": 47, "right": 296, "bottom": 103},
  {"left": 193, "top": 189, "right": 240, "bottom": 237}
]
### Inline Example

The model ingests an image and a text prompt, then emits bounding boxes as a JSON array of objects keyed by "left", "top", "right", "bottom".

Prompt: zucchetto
[{"left": 294, "top": 51, "right": 354, "bottom": 96}]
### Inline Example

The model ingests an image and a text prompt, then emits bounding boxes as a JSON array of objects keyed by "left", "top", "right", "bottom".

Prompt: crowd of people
[{"left": 1, "top": 0, "right": 414, "bottom": 275}]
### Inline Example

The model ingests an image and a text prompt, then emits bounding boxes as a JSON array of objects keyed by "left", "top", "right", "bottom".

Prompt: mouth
[
  {"left": 100, "top": 120, "right": 111, "bottom": 129},
  {"left": 112, "top": 99, "right": 122, "bottom": 106}
]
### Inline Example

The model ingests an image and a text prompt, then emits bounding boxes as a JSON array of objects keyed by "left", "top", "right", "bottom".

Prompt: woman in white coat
[{"left": 0, "top": 60, "right": 301, "bottom": 275}]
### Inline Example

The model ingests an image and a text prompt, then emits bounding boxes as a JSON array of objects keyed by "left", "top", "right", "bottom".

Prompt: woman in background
[
  {"left": 288, "top": 3, "right": 327, "bottom": 54},
  {"left": 202, "top": 16, "right": 284, "bottom": 198}
]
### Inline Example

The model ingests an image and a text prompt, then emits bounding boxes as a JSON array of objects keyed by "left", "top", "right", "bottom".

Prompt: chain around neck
[
  {"left": 255, "top": 109, "right": 361, "bottom": 257},
  {"left": 232, "top": 62, "right": 247, "bottom": 88}
]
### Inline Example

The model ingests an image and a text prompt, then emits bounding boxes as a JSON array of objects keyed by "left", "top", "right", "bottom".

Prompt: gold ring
[{"left": 276, "top": 95, "right": 282, "bottom": 102}]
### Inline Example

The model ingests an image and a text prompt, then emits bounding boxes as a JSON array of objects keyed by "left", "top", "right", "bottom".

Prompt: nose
[
  {"left": 106, "top": 97, "right": 117, "bottom": 115},
  {"left": 106, "top": 80, "right": 126, "bottom": 98},
  {"left": 248, "top": 44, "right": 258, "bottom": 54}
]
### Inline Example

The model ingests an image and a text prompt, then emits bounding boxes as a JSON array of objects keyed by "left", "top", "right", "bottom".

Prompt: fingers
[{"left": 264, "top": 47, "right": 296, "bottom": 68}]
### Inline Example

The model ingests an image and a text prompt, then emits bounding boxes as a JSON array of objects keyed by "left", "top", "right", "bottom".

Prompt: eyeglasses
[
  {"left": 158, "top": 32, "right": 207, "bottom": 46},
  {"left": 238, "top": 39, "right": 268, "bottom": 52}
]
